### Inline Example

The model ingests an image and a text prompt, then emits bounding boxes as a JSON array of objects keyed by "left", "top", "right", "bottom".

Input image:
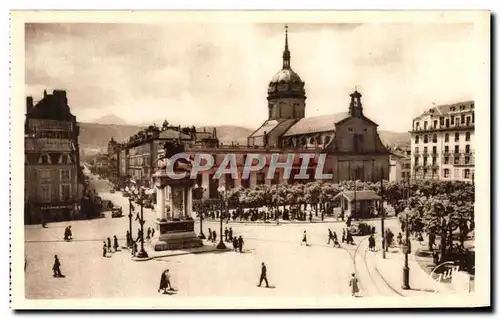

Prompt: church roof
[
  {"left": 282, "top": 112, "right": 349, "bottom": 137},
  {"left": 249, "top": 120, "right": 280, "bottom": 138}
]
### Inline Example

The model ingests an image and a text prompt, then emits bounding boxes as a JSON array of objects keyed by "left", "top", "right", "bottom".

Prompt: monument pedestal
[{"left": 151, "top": 220, "right": 203, "bottom": 251}]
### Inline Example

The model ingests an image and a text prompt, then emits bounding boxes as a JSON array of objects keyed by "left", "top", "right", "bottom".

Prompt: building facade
[
  {"left": 109, "top": 125, "right": 219, "bottom": 189},
  {"left": 389, "top": 148, "right": 411, "bottom": 182},
  {"left": 24, "top": 90, "right": 83, "bottom": 224},
  {"left": 409, "top": 101, "right": 475, "bottom": 182}
]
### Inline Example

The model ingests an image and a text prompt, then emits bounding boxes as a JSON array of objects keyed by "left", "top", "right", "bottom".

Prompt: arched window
[
  {"left": 38, "top": 154, "right": 51, "bottom": 165},
  {"left": 59, "top": 154, "right": 71, "bottom": 164}
]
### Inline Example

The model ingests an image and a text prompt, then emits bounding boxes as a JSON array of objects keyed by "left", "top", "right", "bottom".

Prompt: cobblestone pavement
[{"left": 25, "top": 176, "right": 405, "bottom": 299}]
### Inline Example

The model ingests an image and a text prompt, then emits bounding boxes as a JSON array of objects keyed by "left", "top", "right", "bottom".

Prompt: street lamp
[
  {"left": 136, "top": 188, "right": 149, "bottom": 259},
  {"left": 194, "top": 184, "right": 207, "bottom": 239},
  {"left": 216, "top": 185, "right": 227, "bottom": 249},
  {"left": 402, "top": 178, "right": 411, "bottom": 290},
  {"left": 128, "top": 198, "right": 133, "bottom": 247}
]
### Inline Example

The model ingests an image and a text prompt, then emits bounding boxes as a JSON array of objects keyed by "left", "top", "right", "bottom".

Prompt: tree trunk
[
  {"left": 315, "top": 203, "right": 318, "bottom": 217},
  {"left": 439, "top": 229, "right": 447, "bottom": 263}
]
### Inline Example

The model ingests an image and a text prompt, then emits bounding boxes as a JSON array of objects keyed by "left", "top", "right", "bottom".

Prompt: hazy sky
[{"left": 25, "top": 22, "right": 475, "bottom": 132}]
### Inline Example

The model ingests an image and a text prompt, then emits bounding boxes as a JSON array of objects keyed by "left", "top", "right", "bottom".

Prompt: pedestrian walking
[
  {"left": 132, "top": 242, "right": 138, "bottom": 256},
  {"left": 301, "top": 230, "right": 308, "bottom": 246},
  {"left": 208, "top": 228, "right": 212, "bottom": 241},
  {"left": 342, "top": 228, "right": 346, "bottom": 243},
  {"left": 107, "top": 237, "right": 112, "bottom": 252},
  {"left": 238, "top": 235, "right": 244, "bottom": 253},
  {"left": 349, "top": 273, "right": 359, "bottom": 297},
  {"left": 397, "top": 232, "right": 403, "bottom": 246},
  {"left": 113, "top": 235, "right": 119, "bottom": 252},
  {"left": 327, "top": 229, "right": 334, "bottom": 244},
  {"left": 212, "top": 230, "right": 217, "bottom": 243},
  {"left": 102, "top": 241, "right": 107, "bottom": 257},
  {"left": 158, "top": 269, "right": 172, "bottom": 294},
  {"left": 52, "top": 255, "right": 63, "bottom": 277},
  {"left": 151, "top": 228, "right": 155, "bottom": 238},
  {"left": 126, "top": 230, "right": 131, "bottom": 247},
  {"left": 224, "top": 227, "right": 229, "bottom": 242},
  {"left": 368, "top": 234, "right": 375, "bottom": 252},
  {"left": 135, "top": 212, "right": 140, "bottom": 221},
  {"left": 63, "top": 226, "right": 72, "bottom": 241},
  {"left": 146, "top": 227, "right": 151, "bottom": 240},
  {"left": 257, "top": 262, "right": 270, "bottom": 288},
  {"left": 232, "top": 237, "right": 239, "bottom": 251},
  {"left": 309, "top": 212, "right": 313, "bottom": 223},
  {"left": 228, "top": 227, "right": 233, "bottom": 241}
]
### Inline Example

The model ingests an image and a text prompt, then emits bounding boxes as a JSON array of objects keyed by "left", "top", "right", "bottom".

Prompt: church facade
[{"left": 247, "top": 26, "right": 390, "bottom": 183}]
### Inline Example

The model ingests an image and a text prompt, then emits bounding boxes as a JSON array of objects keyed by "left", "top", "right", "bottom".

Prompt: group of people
[
  {"left": 327, "top": 229, "right": 341, "bottom": 247},
  {"left": 103, "top": 235, "right": 120, "bottom": 257}
]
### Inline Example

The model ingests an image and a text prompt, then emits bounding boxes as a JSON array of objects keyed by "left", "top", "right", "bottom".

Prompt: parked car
[
  {"left": 110, "top": 189, "right": 115, "bottom": 194},
  {"left": 143, "top": 199, "right": 154, "bottom": 209},
  {"left": 349, "top": 222, "right": 373, "bottom": 236},
  {"left": 111, "top": 207, "right": 123, "bottom": 218}
]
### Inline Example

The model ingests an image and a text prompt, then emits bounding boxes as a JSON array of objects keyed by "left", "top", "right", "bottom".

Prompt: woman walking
[{"left": 349, "top": 273, "right": 360, "bottom": 297}]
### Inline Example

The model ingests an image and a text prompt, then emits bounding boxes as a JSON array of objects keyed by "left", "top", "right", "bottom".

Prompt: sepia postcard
[{"left": 10, "top": 10, "right": 490, "bottom": 309}]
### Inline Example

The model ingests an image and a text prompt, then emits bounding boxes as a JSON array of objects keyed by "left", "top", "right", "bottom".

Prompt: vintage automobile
[
  {"left": 111, "top": 207, "right": 123, "bottom": 218},
  {"left": 143, "top": 199, "right": 154, "bottom": 209},
  {"left": 349, "top": 222, "right": 374, "bottom": 236}
]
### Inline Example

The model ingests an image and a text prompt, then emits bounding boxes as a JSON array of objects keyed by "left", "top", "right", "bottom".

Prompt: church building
[{"left": 247, "top": 26, "right": 390, "bottom": 182}]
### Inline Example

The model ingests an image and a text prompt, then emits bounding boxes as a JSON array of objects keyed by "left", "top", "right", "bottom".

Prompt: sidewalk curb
[{"left": 149, "top": 247, "right": 232, "bottom": 259}]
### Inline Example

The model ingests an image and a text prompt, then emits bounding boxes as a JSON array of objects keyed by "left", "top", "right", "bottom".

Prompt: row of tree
[{"left": 197, "top": 179, "right": 474, "bottom": 217}]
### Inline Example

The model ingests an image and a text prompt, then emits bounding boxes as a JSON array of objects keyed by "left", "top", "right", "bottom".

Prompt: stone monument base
[{"left": 151, "top": 220, "right": 203, "bottom": 251}]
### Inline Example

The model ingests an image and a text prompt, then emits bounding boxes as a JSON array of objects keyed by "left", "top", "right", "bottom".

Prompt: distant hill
[
  {"left": 87, "top": 114, "right": 128, "bottom": 125},
  {"left": 77, "top": 122, "right": 253, "bottom": 153},
  {"left": 78, "top": 122, "right": 409, "bottom": 154},
  {"left": 378, "top": 130, "right": 411, "bottom": 148}
]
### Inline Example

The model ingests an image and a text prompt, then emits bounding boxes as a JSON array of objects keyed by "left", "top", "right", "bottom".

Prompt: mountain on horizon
[
  {"left": 78, "top": 122, "right": 410, "bottom": 155},
  {"left": 86, "top": 114, "right": 128, "bottom": 125}
]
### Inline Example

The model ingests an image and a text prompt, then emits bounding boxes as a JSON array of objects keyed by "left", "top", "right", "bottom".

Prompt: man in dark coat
[
  {"left": 64, "top": 226, "right": 72, "bottom": 241},
  {"left": 228, "top": 227, "right": 233, "bottom": 241},
  {"left": 224, "top": 227, "right": 229, "bottom": 242},
  {"left": 102, "top": 241, "right": 107, "bottom": 257},
  {"left": 113, "top": 235, "right": 119, "bottom": 252},
  {"left": 107, "top": 237, "right": 112, "bottom": 252},
  {"left": 327, "top": 229, "right": 334, "bottom": 244},
  {"left": 158, "top": 269, "right": 173, "bottom": 294},
  {"left": 238, "top": 235, "right": 244, "bottom": 253},
  {"left": 52, "top": 255, "right": 62, "bottom": 277},
  {"left": 232, "top": 237, "right": 239, "bottom": 251},
  {"left": 257, "top": 262, "right": 269, "bottom": 288},
  {"left": 212, "top": 230, "right": 217, "bottom": 243},
  {"left": 368, "top": 234, "right": 375, "bottom": 251}
]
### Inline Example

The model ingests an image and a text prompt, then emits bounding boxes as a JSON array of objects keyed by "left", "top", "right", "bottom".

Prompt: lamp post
[
  {"left": 402, "top": 178, "right": 411, "bottom": 290},
  {"left": 136, "top": 188, "right": 149, "bottom": 259},
  {"left": 380, "top": 168, "right": 386, "bottom": 259},
  {"left": 194, "top": 184, "right": 207, "bottom": 239},
  {"left": 216, "top": 186, "right": 227, "bottom": 249},
  {"left": 128, "top": 198, "right": 133, "bottom": 247}
]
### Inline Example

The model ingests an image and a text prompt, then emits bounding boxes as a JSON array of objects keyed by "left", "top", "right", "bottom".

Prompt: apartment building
[{"left": 409, "top": 100, "right": 474, "bottom": 182}]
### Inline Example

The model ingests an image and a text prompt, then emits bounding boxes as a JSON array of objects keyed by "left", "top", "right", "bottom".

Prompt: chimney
[
  {"left": 53, "top": 90, "right": 68, "bottom": 106},
  {"left": 26, "top": 96, "right": 33, "bottom": 112}
]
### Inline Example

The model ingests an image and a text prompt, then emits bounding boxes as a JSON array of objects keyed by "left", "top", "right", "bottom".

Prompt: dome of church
[{"left": 270, "top": 68, "right": 303, "bottom": 84}]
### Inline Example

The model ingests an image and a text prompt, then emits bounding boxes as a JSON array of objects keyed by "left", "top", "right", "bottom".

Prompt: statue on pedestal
[{"left": 150, "top": 140, "right": 203, "bottom": 251}]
